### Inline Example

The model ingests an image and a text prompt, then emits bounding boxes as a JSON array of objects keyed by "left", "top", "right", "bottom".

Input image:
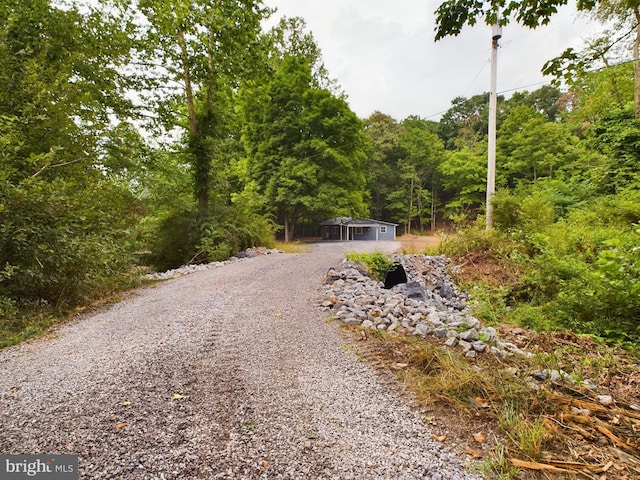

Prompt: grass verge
[
  {"left": 347, "top": 327, "right": 640, "bottom": 479},
  {"left": 274, "top": 240, "right": 313, "bottom": 254}
]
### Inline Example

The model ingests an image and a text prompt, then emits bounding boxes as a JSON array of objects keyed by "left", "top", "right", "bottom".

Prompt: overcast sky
[{"left": 263, "top": 0, "right": 599, "bottom": 121}]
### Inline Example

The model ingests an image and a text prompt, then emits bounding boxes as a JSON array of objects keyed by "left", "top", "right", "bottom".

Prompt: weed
[
  {"left": 477, "top": 443, "right": 519, "bottom": 479},
  {"left": 345, "top": 251, "right": 394, "bottom": 281},
  {"left": 499, "top": 405, "right": 546, "bottom": 461},
  {"left": 273, "top": 241, "right": 312, "bottom": 254},
  {"left": 341, "top": 343, "right": 359, "bottom": 357}
]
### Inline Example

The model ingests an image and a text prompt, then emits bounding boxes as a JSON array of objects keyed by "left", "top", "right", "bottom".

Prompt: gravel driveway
[{"left": 0, "top": 241, "right": 480, "bottom": 479}]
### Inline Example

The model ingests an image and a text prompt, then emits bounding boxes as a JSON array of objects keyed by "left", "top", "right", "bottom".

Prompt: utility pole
[{"left": 486, "top": 24, "right": 501, "bottom": 230}]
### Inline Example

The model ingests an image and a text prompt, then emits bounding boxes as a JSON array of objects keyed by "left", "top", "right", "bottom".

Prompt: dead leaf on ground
[
  {"left": 473, "top": 432, "right": 487, "bottom": 444},
  {"left": 114, "top": 422, "right": 128, "bottom": 429},
  {"left": 465, "top": 446, "right": 483, "bottom": 459},
  {"left": 433, "top": 434, "right": 447, "bottom": 442},
  {"left": 391, "top": 363, "right": 409, "bottom": 370},
  {"left": 171, "top": 393, "right": 184, "bottom": 400}
]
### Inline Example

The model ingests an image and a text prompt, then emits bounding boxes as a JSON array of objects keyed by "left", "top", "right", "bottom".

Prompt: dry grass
[
  {"left": 346, "top": 328, "right": 640, "bottom": 480},
  {"left": 274, "top": 240, "right": 313, "bottom": 254},
  {"left": 396, "top": 233, "right": 443, "bottom": 254}
]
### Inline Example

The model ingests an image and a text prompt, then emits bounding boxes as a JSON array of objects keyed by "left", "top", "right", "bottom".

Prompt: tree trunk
[
  {"left": 178, "top": 31, "right": 198, "bottom": 136},
  {"left": 431, "top": 182, "right": 436, "bottom": 231},
  {"left": 600, "top": 54, "right": 623, "bottom": 107},
  {"left": 283, "top": 212, "right": 290, "bottom": 243},
  {"left": 406, "top": 176, "right": 414, "bottom": 235},
  {"left": 282, "top": 209, "right": 299, "bottom": 242},
  {"left": 190, "top": 135, "right": 209, "bottom": 217},
  {"left": 634, "top": 7, "right": 640, "bottom": 119},
  {"left": 416, "top": 186, "right": 423, "bottom": 232},
  {"left": 178, "top": 30, "right": 209, "bottom": 216}
]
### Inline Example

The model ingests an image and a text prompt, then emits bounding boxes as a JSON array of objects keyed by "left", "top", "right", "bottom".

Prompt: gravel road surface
[{"left": 0, "top": 241, "right": 480, "bottom": 479}]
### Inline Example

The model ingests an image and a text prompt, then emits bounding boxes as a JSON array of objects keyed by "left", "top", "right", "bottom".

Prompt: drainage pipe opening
[{"left": 383, "top": 263, "right": 407, "bottom": 289}]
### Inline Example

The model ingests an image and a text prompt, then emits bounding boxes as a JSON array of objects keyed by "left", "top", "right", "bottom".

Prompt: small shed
[{"left": 320, "top": 217, "right": 397, "bottom": 241}]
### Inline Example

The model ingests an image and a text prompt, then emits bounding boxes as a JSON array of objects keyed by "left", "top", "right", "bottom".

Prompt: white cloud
[{"left": 264, "top": 0, "right": 600, "bottom": 120}]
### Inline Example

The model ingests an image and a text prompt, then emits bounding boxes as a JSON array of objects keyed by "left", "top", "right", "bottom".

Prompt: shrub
[
  {"left": 146, "top": 204, "right": 277, "bottom": 271},
  {"left": 345, "top": 251, "right": 394, "bottom": 281},
  {"left": 145, "top": 207, "right": 201, "bottom": 271},
  {"left": 0, "top": 177, "right": 136, "bottom": 308}
]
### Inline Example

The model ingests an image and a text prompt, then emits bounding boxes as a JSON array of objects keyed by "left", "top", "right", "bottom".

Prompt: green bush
[
  {"left": 0, "top": 177, "right": 136, "bottom": 308},
  {"left": 451, "top": 187, "right": 640, "bottom": 344},
  {"left": 345, "top": 251, "right": 394, "bottom": 281},
  {"left": 146, "top": 207, "right": 201, "bottom": 271},
  {"left": 440, "top": 223, "right": 506, "bottom": 257},
  {"left": 146, "top": 204, "right": 277, "bottom": 271}
]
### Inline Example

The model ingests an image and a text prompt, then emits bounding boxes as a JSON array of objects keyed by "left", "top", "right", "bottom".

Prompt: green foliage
[
  {"left": 363, "top": 112, "right": 404, "bottom": 221},
  {"left": 240, "top": 50, "right": 368, "bottom": 240},
  {"left": 454, "top": 187, "right": 640, "bottom": 343},
  {"left": 586, "top": 109, "right": 640, "bottom": 193},
  {"left": 438, "top": 94, "right": 490, "bottom": 150},
  {"left": 146, "top": 207, "right": 201, "bottom": 271},
  {"left": 0, "top": 175, "right": 136, "bottom": 305},
  {"left": 440, "top": 221, "right": 506, "bottom": 256},
  {"left": 438, "top": 147, "right": 487, "bottom": 219},
  {"left": 345, "top": 251, "right": 394, "bottom": 281},
  {"left": 497, "top": 105, "right": 579, "bottom": 186},
  {"left": 434, "top": 0, "right": 600, "bottom": 41},
  {"left": 146, "top": 204, "right": 276, "bottom": 271}
]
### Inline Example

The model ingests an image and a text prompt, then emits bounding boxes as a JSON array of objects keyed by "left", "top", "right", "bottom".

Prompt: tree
[
  {"left": 439, "top": 94, "right": 493, "bottom": 149},
  {"left": 0, "top": 0, "right": 139, "bottom": 312},
  {"left": 136, "top": 0, "right": 270, "bottom": 216},
  {"left": 434, "top": 0, "right": 640, "bottom": 118},
  {"left": 504, "top": 86, "right": 563, "bottom": 122},
  {"left": 593, "top": 0, "right": 640, "bottom": 118},
  {"left": 497, "top": 105, "right": 578, "bottom": 185},
  {"left": 240, "top": 55, "right": 367, "bottom": 241},
  {"left": 363, "top": 112, "right": 403, "bottom": 221},
  {"left": 434, "top": 0, "right": 598, "bottom": 39},
  {"left": 438, "top": 147, "right": 488, "bottom": 220},
  {"left": 264, "top": 17, "right": 338, "bottom": 92},
  {"left": 585, "top": 108, "right": 640, "bottom": 193},
  {"left": 397, "top": 116, "right": 446, "bottom": 232}
]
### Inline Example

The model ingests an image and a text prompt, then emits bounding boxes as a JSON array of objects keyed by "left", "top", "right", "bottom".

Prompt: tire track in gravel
[{"left": 0, "top": 242, "right": 480, "bottom": 479}]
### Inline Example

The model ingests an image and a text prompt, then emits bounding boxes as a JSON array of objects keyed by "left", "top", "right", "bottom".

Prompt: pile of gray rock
[
  {"left": 145, "top": 247, "right": 283, "bottom": 280},
  {"left": 319, "top": 253, "right": 530, "bottom": 360}
]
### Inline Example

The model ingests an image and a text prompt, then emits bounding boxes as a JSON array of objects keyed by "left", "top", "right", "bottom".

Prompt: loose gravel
[{"left": 0, "top": 241, "right": 481, "bottom": 479}]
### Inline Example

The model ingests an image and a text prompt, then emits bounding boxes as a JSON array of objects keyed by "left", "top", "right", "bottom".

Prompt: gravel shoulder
[{"left": 0, "top": 241, "right": 480, "bottom": 479}]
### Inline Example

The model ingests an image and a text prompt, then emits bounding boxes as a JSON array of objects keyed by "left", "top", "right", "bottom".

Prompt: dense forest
[{"left": 1, "top": 0, "right": 639, "bottom": 346}]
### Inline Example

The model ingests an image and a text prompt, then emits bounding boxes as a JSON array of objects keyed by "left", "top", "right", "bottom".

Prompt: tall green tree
[
  {"left": 136, "top": 0, "right": 270, "bottom": 216},
  {"left": 585, "top": 108, "right": 640, "bottom": 193},
  {"left": 503, "top": 85, "right": 563, "bottom": 122},
  {"left": 240, "top": 55, "right": 367, "bottom": 241},
  {"left": 0, "top": 0, "right": 139, "bottom": 315},
  {"left": 438, "top": 147, "right": 488, "bottom": 220},
  {"left": 397, "top": 116, "right": 446, "bottom": 232},
  {"left": 497, "top": 105, "right": 578, "bottom": 185},
  {"left": 363, "top": 112, "right": 403, "bottom": 221},
  {"left": 439, "top": 93, "right": 492, "bottom": 150}
]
